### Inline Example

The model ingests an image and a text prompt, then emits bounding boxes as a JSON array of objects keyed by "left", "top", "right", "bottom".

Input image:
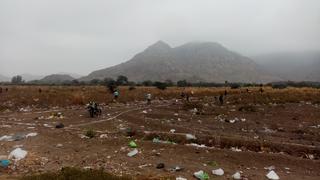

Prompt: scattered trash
[
  {"left": 152, "top": 137, "right": 176, "bottom": 144},
  {"left": 125, "top": 128, "right": 136, "bottom": 137},
  {"left": 25, "top": 132, "right": 38, "bottom": 138},
  {"left": 186, "top": 134, "right": 196, "bottom": 140},
  {"left": 231, "top": 147, "right": 242, "bottom": 152},
  {"left": 186, "top": 143, "right": 207, "bottom": 148},
  {"left": 55, "top": 123, "right": 65, "bottom": 129},
  {"left": 138, "top": 163, "right": 152, "bottom": 168},
  {"left": 142, "top": 110, "right": 148, "bottom": 114},
  {"left": 99, "top": 134, "right": 108, "bottom": 138},
  {"left": 212, "top": 168, "right": 224, "bottom": 176},
  {"left": 0, "top": 159, "right": 10, "bottom": 168},
  {"left": 264, "top": 165, "right": 275, "bottom": 171},
  {"left": 266, "top": 170, "right": 280, "bottom": 180},
  {"left": 127, "top": 149, "right": 138, "bottom": 157},
  {"left": 56, "top": 144, "right": 63, "bottom": 147},
  {"left": 8, "top": 148, "right": 28, "bottom": 161},
  {"left": 176, "top": 177, "right": 187, "bottom": 180},
  {"left": 156, "top": 163, "right": 165, "bottom": 169},
  {"left": 232, "top": 172, "right": 241, "bottom": 179},
  {"left": 170, "top": 129, "right": 176, "bottom": 133},
  {"left": 129, "top": 141, "right": 137, "bottom": 148},
  {"left": 194, "top": 170, "right": 209, "bottom": 180},
  {"left": 170, "top": 166, "right": 183, "bottom": 172},
  {"left": 207, "top": 161, "right": 218, "bottom": 167}
]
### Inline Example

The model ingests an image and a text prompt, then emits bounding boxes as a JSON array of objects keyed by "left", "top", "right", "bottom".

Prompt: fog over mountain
[
  {"left": 253, "top": 52, "right": 320, "bottom": 82},
  {"left": 81, "top": 41, "right": 278, "bottom": 83},
  {"left": 1, "top": 0, "right": 320, "bottom": 77}
]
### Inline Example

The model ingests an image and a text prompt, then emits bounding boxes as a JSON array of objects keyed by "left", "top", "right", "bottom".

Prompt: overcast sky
[{"left": 1, "top": 0, "right": 320, "bottom": 77}]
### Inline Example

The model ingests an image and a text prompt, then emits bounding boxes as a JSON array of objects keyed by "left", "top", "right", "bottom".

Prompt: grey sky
[{"left": 1, "top": 0, "right": 320, "bottom": 77}]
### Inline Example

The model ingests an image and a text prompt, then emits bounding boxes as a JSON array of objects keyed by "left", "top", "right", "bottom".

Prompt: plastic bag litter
[
  {"left": 127, "top": 149, "right": 138, "bottom": 157},
  {"left": 25, "top": 132, "right": 37, "bottom": 138},
  {"left": 0, "top": 159, "right": 10, "bottom": 168},
  {"left": 194, "top": 170, "right": 209, "bottom": 180},
  {"left": 212, "top": 168, "right": 224, "bottom": 176},
  {"left": 176, "top": 177, "right": 187, "bottom": 180},
  {"left": 232, "top": 172, "right": 241, "bottom": 179},
  {"left": 186, "top": 134, "right": 196, "bottom": 140},
  {"left": 129, "top": 141, "right": 137, "bottom": 148},
  {"left": 266, "top": 170, "right": 280, "bottom": 180},
  {"left": 8, "top": 148, "right": 27, "bottom": 161}
]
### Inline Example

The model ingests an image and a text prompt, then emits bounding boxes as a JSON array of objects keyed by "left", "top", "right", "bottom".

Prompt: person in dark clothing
[
  {"left": 5, "top": 88, "right": 8, "bottom": 92},
  {"left": 224, "top": 90, "right": 227, "bottom": 96},
  {"left": 219, "top": 94, "right": 224, "bottom": 105},
  {"left": 259, "top": 87, "right": 264, "bottom": 93},
  {"left": 38, "top": 88, "right": 42, "bottom": 93},
  {"left": 0, "top": 87, "right": 2, "bottom": 94}
]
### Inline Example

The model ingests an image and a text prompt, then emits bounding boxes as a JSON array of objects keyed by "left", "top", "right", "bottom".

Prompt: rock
[
  {"left": 266, "top": 170, "right": 280, "bottom": 180},
  {"left": 212, "top": 168, "right": 224, "bottom": 176},
  {"left": 156, "top": 163, "right": 165, "bottom": 169},
  {"left": 55, "top": 123, "right": 64, "bottom": 129},
  {"left": 232, "top": 172, "right": 241, "bottom": 179}
]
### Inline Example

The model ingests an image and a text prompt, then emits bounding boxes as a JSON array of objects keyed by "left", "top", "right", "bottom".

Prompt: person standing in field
[
  {"left": 113, "top": 89, "right": 119, "bottom": 101},
  {"left": 219, "top": 94, "right": 224, "bottom": 105},
  {"left": 0, "top": 87, "right": 2, "bottom": 94},
  {"left": 146, "top": 93, "right": 152, "bottom": 105}
]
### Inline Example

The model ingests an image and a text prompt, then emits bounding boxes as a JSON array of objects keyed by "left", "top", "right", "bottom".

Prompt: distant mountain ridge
[
  {"left": 81, "top": 41, "right": 277, "bottom": 83},
  {"left": 38, "top": 74, "right": 75, "bottom": 84},
  {"left": 253, "top": 52, "right": 320, "bottom": 82},
  {"left": 0, "top": 74, "right": 10, "bottom": 82}
]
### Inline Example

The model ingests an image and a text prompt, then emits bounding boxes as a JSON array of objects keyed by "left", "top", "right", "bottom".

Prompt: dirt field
[{"left": 0, "top": 86, "right": 320, "bottom": 179}]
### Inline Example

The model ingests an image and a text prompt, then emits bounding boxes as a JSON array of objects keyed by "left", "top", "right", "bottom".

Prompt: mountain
[
  {"left": 0, "top": 74, "right": 10, "bottom": 82},
  {"left": 253, "top": 52, "right": 320, "bottom": 82},
  {"left": 38, "top": 74, "right": 75, "bottom": 84},
  {"left": 81, "top": 41, "right": 276, "bottom": 83},
  {"left": 20, "top": 74, "right": 45, "bottom": 82}
]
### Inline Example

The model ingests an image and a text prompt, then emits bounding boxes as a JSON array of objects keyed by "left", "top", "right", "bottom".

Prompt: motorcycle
[{"left": 86, "top": 103, "right": 102, "bottom": 118}]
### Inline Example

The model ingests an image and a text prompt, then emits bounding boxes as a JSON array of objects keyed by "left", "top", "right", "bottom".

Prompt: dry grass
[{"left": 0, "top": 85, "right": 319, "bottom": 110}]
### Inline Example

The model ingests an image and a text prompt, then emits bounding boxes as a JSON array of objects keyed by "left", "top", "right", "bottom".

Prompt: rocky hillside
[
  {"left": 81, "top": 41, "right": 278, "bottom": 83},
  {"left": 39, "top": 74, "right": 75, "bottom": 84}
]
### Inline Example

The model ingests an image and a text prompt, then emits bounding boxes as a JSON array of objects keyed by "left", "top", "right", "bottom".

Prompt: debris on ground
[
  {"left": 127, "top": 149, "right": 138, "bottom": 157},
  {"left": 55, "top": 123, "right": 65, "bottom": 129},
  {"left": 176, "top": 177, "right": 187, "bottom": 180},
  {"left": 186, "top": 143, "right": 208, "bottom": 148},
  {"left": 212, "top": 168, "right": 224, "bottom": 176},
  {"left": 156, "top": 163, "right": 165, "bottom": 169},
  {"left": 129, "top": 140, "right": 137, "bottom": 148},
  {"left": 0, "top": 159, "right": 10, "bottom": 168},
  {"left": 232, "top": 171, "right": 241, "bottom": 179},
  {"left": 186, "top": 134, "right": 196, "bottom": 140},
  {"left": 194, "top": 170, "right": 209, "bottom": 180},
  {"left": 25, "top": 132, "right": 38, "bottom": 138},
  {"left": 152, "top": 137, "right": 176, "bottom": 144},
  {"left": 266, "top": 170, "right": 280, "bottom": 180},
  {"left": 8, "top": 148, "right": 27, "bottom": 161}
]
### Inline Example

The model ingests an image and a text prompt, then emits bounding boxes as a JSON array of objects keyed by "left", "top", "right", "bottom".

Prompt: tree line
[{"left": 4, "top": 75, "right": 320, "bottom": 89}]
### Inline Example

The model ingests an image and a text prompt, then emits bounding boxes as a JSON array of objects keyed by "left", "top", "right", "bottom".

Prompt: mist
[{"left": 1, "top": 0, "right": 320, "bottom": 76}]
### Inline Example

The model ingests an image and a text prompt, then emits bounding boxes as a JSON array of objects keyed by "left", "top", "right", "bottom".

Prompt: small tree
[
  {"left": 154, "top": 81, "right": 167, "bottom": 90},
  {"left": 11, "top": 75, "right": 23, "bottom": 84},
  {"left": 116, "top": 75, "right": 128, "bottom": 85},
  {"left": 104, "top": 78, "right": 117, "bottom": 93},
  {"left": 177, "top": 80, "right": 188, "bottom": 87},
  {"left": 142, "top": 80, "right": 153, "bottom": 86}
]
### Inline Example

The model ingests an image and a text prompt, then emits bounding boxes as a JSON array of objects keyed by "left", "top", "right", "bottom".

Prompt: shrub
[{"left": 85, "top": 129, "right": 96, "bottom": 138}]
